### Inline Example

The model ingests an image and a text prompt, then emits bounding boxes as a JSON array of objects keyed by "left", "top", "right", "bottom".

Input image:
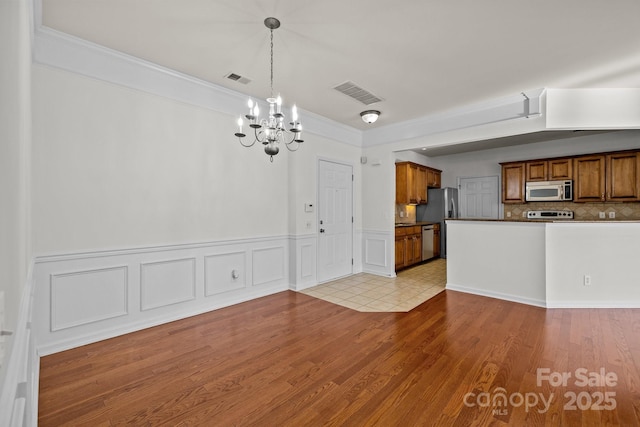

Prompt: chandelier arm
[
  {"left": 284, "top": 142, "right": 301, "bottom": 152},
  {"left": 238, "top": 136, "right": 256, "bottom": 148}
]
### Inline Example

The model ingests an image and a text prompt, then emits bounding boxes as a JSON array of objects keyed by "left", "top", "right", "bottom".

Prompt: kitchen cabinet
[
  {"left": 501, "top": 162, "right": 525, "bottom": 203},
  {"left": 427, "top": 168, "right": 442, "bottom": 188},
  {"left": 526, "top": 158, "right": 572, "bottom": 181},
  {"left": 606, "top": 152, "right": 640, "bottom": 201},
  {"left": 433, "top": 223, "right": 441, "bottom": 258},
  {"left": 416, "top": 166, "right": 427, "bottom": 199},
  {"left": 504, "top": 149, "right": 640, "bottom": 204},
  {"left": 549, "top": 158, "right": 573, "bottom": 180},
  {"left": 574, "top": 155, "right": 606, "bottom": 202},
  {"left": 396, "top": 162, "right": 426, "bottom": 204},
  {"left": 395, "top": 226, "right": 422, "bottom": 270},
  {"left": 574, "top": 153, "right": 639, "bottom": 202}
]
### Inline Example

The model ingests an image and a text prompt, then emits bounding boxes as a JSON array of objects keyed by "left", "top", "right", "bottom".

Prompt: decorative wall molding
[
  {"left": 32, "top": 25, "right": 362, "bottom": 147},
  {"left": 204, "top": 251, "right": 246, "bottom": 296},
  {"left": 33, "top": 235, "right": 293, "bottom": 356},
  {"left": 252, "top": 246, "right": 286, "bottom": 286},
  {"left": 289, "top": 235, "right": 318, "bottom": 291},
  {"left": 361, "top": 229, "right": 394, "bottom": 277},
  {"left": 50, "top": 266, "right": 128, "bottom": 331},
  {"left": 140, "top": 258, "right": 196, "bottom": 311},
  {"left": 363, "top": 89, "right": 545, "bottom": 146}
]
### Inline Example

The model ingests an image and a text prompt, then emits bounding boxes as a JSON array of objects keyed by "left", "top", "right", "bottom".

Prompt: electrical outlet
[
  {"left": 609, "top": 211, "right": 616, "bottom": 219},
  {"left": 584, "top": 275, "right": 592, "bottom": 286},
  {"left": 506, "top": 212, "right": 512, "bottom": 218},
  {"left": 599, "top": 212, "right": 606, "bottom": 219}
]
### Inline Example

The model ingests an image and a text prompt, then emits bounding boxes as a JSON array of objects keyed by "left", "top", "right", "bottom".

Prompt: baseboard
[
  {"left": 446, "top": 283, "right": 547, "bottom": 308},
  {"left": 546, "top": 301, "right": 640, "bottom": 308}
]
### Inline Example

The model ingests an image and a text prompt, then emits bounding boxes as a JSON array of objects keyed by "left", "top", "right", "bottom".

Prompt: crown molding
[
  {"left": 362, "top": 89, "right": 544, "bottom": 146},
  {"left": 32, "top": 25, "right": 363, "bottom": 147}
]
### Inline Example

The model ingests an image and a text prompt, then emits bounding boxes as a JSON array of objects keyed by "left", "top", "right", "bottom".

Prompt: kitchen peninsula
[{"left": 445, "top": 219, "right": 640, "bottom": 308}]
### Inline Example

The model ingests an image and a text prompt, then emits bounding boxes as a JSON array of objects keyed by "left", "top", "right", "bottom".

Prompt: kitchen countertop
[
  {"left": 445, "top": 218, "right": 640, "bottom": 223},
  {"left": 395, "top": 222, "right": 440, "bottom": 227}
]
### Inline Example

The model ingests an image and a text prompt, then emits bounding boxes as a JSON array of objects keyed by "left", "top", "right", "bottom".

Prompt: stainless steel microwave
[{"left": 525, "top": 180, "right": 573, "bottom": 201}]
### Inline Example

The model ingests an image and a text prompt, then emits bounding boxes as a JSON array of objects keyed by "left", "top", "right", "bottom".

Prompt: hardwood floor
[{"left": 39, "top": 290, "right": 640, "bottom": 426}]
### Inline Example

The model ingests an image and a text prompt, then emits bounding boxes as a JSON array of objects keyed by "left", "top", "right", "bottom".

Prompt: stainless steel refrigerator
[{"left": 417, "top": 187, "right": 459, "bottom": 258}]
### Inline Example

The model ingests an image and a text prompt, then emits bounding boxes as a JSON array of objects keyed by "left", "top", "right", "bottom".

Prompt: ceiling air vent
[
  {"left": 333, "top": 81, "right": 383, "bottom": 105},
  {"left": 225, "top": 72, "right": 251, "bottom": 85}
]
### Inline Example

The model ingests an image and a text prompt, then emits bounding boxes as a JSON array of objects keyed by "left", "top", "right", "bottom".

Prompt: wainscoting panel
[
  {"left": 50, "top": 266, "right": 128, "bottom": 331},
  {"left": 140, "top": 258, "right": 196, "bottom": 311},
  {"left": 361, "top": 229, "right": 394, "bottom": 277},
  {"left": 364, "top": 238, "right": 387, "bottom": 268},
  {"left": 300, "top": 244, "right": 314, "bottom": 280},
  {"left": 252, "top": 246, "right": 286, "bottom": 287},
  {"left": 33, "top": 236, "right": 291, "bottom": 355},
  {"left": 288, "top": 235, "right": 317, "bottom": 291},
  {"left": 204, "top": 251, "right": 246, "bottom": 296}
]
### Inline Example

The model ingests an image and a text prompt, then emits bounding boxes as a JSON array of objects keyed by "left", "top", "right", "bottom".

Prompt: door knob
[{"left": 320, "top": 228, "right": 325, "bottom": 233}]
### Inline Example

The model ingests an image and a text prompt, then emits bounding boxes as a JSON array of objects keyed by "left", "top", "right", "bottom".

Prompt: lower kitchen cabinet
[{"left": 395, "top": 226, "right": 422, "bottom": 271}]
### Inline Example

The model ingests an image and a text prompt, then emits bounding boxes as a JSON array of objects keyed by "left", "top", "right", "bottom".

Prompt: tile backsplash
[
  {"left": 504, "top": 201, "right": 640, "bottom": 220},
  {"left": 395, "top": 204, "right": 416, "bottom": 224}
]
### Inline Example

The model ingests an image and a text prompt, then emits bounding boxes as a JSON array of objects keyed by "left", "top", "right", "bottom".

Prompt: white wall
[
  {"left": 0, "top": 0, "right": 31, "bottom": 341},
  {"left": 546, "top": 223, "right": 640, "bottom": 307},
  {"left": 446, "top": 221, "right": 547, "bottom": 307},
  {"left": 0, "top": 0, "right": 34, "bottom": 424},
  {"left": 32, "top": 66, "right": 293, "bottom": 254}
]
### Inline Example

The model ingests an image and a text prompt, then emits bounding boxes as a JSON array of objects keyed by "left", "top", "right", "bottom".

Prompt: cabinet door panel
[
  {"left": 416, "top": 167, "right": 427, "bottom": 204},
  {"left": 395, "top": 236, "right": 406, "bottom": 270},
  {"left": 574, "top": 155, "right": 605, "bottom": 202},
  {"left": 607, "top": 152, "right": 640, "bottom": 201},
  {"left": 502, "top": 163, "right": 525, "bottom": 203},
  {"left": 549, "top": 159, "right": 573, "bottom": 180},
  {"left": 526, "top": 161, "right": 547, "bottom": 181}
]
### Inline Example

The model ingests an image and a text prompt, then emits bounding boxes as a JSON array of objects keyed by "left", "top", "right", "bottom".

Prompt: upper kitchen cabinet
[
  {"left": 396, "top": 162, "right": 423, "bottom": 204},
  {"left": 573, "top": 155, "right": 606, "bottom": 202},
  {"left": 501, "top": 162, "right": 525, "bottom": 203},
  {"left": 573, "top": 153, "right": 640, "bottom": 202},
  {"left": 427, "top": 168, "right": 442, "bottom": 188},
  {"left": 396, "top": 162, "right": 440, "bottom": 204},
  {"left": 526, "top": 159, "right": 573, "bottom": 181},
  {"left": 606, "top": 152, "right": 640, "bottom": 202}
]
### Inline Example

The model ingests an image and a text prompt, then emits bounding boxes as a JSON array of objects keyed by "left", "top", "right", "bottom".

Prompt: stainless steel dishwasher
[{"left": 422, "top": 225, "right": 435, "bottom": 261}]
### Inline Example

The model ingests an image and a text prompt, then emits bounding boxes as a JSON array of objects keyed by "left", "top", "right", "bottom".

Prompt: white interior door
[
  {"left": 317, "top": 160, "right": 353, "bottom": 283},
  {"left": 459, "top": 176, "right": 499, "bottom": 219}
]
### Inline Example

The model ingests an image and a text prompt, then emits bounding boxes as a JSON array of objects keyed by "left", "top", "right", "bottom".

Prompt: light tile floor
[{"left": 300, "top": 259, "right": 447, "bottom": 312}]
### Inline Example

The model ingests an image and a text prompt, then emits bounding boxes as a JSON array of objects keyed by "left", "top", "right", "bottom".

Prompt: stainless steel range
[{"left": 526, "top": 210, "right": 574, "bottom": 220}]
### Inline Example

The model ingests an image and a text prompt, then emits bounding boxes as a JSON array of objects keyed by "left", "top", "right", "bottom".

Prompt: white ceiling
[{"left": 41, "top": 0, "right": 640, "bottom": 131}]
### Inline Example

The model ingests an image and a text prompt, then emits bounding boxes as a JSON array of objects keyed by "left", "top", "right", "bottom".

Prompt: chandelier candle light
[{"left": 234, "top": 17, "right": 303, "bottom": 162}]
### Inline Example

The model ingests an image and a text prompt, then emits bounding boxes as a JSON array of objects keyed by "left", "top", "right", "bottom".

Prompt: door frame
[{"left": 316, "top": 157, "right": 355, "bottom": 283}]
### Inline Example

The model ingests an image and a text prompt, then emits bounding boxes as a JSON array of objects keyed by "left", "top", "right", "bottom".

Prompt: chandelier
[{"left": 234, "top": 17, "right": 303, "bottom": 162}]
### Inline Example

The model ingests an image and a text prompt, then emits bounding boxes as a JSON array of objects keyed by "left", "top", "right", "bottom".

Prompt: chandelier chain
[{"left": 270, "top": 28, "right": 274, "bottom": 98}]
